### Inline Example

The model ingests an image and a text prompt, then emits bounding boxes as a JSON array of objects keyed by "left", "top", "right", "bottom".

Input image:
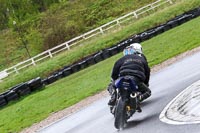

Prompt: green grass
[
  {"left": 1, "top": 0, "right": 200, "bottom": 93},
  {"left": 0, "top": 14, "right": 200, "bottom": 132},
  {"left": 0, "top": 0, "right": 156, "bottom": 71}
]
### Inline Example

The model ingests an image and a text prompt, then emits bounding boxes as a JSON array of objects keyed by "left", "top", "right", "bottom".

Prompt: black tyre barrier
[
  {"left": 46, "top": 75, "right": 57, "bottom": 84},
  {"left": 154, "top": 25, "right": 165, "bottom": 34},
  {"left": 107, "top": 46, "right": 119, "bottom": 56},
  {"left": 177, "top": 14, "right": 193, "bottom": 25},
  {"left": 127, "top": 39, "right": 132, "bottom": 43},
  {"left": 0, "top": 95, "right": 7, "bottom": 107},
  {"left": 186, "top": 8, "right": 199, "bottom": 18},
  {"left": 190, "top": 7, "right": 200, "bottom": 18},
  {"left": 41, "top": 78, "right": 48, "bottom": 85},
  {"left": 86, "top": 56, "right": 96, "bottom": 66},
  {"left": 117, "top": 42, "right": 127, "bottom": 52},
  {"left": 4, "top": 90, "right": 19, "bottom": 102},
  {"left": 127, "top": 38, "right": 135, "bottom": 44},
  {"left": 139, "top": 32, "right": 150, "bottom": 41},
  {"left": 162, "top": 24, "right": 171, "bottom": 31},
  {"left": 1, "top": 91, "right": 9, "bottom": 98},
  {"left": 11, "top": 83, "right": 31, "bottom": 96},
  {"left": 1, "top": 7, "right": 200, "bottom": 109},
  {"left": 118, "top": 38, "right": 134, "bottom": 50},
  {"left": 27, "top": 77, "right": 43, "bottom": 91},
  {"left": 168, "top": 14, "right": 186, "bottom": 26},
  {"left": 132, "top": 35, "right": 142, "bottom": 43},
  {"left": 94, "top": 51, "right": 104, "bottom": 63},
  {"left": 146, "top": 29, "right": 158, "bottom": 39},
  {"left": 54, "top": 71, "right": 63, "bottom": 80},
  {"left": 78, "top": 60, "right": 88, "bottom": 69},
  {"left": 140, "top": 29, "right": 157, "bottom": 41},
  {"left": 186, "top": 13, "right": 194, "bottom": 20},
  {"left": 167, "top": 20, "right": 179, "bottom": 28},
  {"left": 71, "top": 63, "right": 81, "bottom": 73},
  {"left": 62, "top": 67, "right": 72, "bottom": 77},
  {"left": 101, "top": 49, "right": 111, "bottom": 59}
]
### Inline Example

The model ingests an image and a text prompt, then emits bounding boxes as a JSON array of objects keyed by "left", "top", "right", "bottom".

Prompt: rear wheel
[{"left": 114, "top": 98, "right": 127, "bottom": 129}]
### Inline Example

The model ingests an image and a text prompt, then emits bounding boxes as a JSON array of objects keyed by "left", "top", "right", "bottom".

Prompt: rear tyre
[{"left": 114, "top": 98, "right": 126, "bottom": 129}]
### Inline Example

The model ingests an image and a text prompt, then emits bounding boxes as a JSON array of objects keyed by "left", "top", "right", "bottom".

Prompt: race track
[{"left": 39, "top": 51, "right": 200, "bottom": 133}]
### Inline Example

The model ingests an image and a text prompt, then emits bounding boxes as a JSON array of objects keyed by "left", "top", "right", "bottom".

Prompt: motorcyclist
[{"left": 107, "top": 43, "right": 151, "bottom": 112}]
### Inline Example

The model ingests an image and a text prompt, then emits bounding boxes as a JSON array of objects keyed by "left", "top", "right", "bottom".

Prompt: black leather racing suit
[{"left": 108, "top": 53, "right": 151, "bottom": 105}]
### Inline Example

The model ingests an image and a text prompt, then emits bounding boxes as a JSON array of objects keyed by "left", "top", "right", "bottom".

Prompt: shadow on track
[
  {"left": 141, "top": 97, "right": 158, "bottom": 107},
  {"left": 125, "top": 113, "right": 158, "bottom": 130},
  {"left": 140, "top": 95, "right": 162, "bottom": 108}
]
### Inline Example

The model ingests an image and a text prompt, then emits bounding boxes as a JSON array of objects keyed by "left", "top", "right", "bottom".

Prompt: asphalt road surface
[{"left": 39, "top": 51, "right": 200, "bottom": 133}]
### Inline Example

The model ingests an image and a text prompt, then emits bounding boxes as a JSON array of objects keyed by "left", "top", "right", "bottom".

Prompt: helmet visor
[{"left": 123, "top": 47, "right": 135, "bottom": 56}]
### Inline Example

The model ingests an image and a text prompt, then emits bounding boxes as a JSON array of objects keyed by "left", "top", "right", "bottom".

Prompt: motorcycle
[{"left": 110, "top": 76, "right": 141, "bottom": 130}]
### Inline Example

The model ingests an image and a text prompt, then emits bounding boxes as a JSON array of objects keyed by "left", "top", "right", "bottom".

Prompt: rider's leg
[
  {"left": 138, "top": 83, "right": 151, "bottom": 102},
  {"left": 107, "top": 83, "right": 117, "bottom": 106}
]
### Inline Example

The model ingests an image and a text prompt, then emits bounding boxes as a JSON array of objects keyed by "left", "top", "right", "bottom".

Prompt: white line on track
[{"left": 159, "top": 80, "right": 200, "bottom": 125}]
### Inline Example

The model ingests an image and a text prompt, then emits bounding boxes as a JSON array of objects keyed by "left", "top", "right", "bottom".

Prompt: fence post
[
  {"left": 150, "top": 3, "right": 154, "bottom": 10},
  {"left": 133, "top": 11, "right": 138, "bottom": 19},
  {"left": 66, "top": 43, "right": 70, "bottom": 50},
  {"left": 14, "top": 67, "right": 19, "bottom": 74},
  {"left": 82, "top": 34, "right": 86, "bottom": 40},
  {"left": 48, "top": 50, "right": 53, "bottom": 58},
  {"left": 116, "top": 20, "right": 121, "bottom": 27},
  {"left": 31, "top": 58, "right": 36, "bottom": 66},
  {"left": 99, "top": 27, "right": 104, "bottom": 34}
]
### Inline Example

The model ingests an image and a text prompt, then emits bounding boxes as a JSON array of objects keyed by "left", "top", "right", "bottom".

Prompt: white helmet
[{"left": 130, "top": 43, "right": 143, "bottom": 54}]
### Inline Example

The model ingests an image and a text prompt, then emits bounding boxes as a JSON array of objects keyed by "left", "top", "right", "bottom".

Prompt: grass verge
[
  {"left": 0, "top": 14, "right": 200, "bottom": 132},
  {"left": 0, "top": 0, "right": 156, "bottom": 71},
  {"left": 1, "top": 0, "right": 200, "bottom": 93}
]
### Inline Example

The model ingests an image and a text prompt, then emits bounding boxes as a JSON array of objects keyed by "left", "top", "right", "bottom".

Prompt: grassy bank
[
  {"left": 1, "top": 0, "right": 200, "bottom": 93},
  {"left": 0, "top": 0, "right": 156, "bottom": 70},
  {"left": 0, "top": 14, "right": 200, "bottom": 132}
]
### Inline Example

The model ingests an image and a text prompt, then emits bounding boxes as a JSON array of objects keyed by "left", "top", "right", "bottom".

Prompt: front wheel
[{"left": 114, "top": 97, "right": 127, "bottom": 129}]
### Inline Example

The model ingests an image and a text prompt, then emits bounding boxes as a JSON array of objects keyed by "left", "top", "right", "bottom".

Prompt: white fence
[{"left": 0, "top": 0, "right": 173, "bottom": 79}]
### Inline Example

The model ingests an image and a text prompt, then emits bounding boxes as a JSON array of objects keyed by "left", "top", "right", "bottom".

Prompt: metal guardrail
[{"left": 0, "top": 0, "right": 173, "bottom": 78}]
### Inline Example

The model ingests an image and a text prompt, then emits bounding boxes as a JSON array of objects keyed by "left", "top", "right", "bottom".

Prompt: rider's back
[{"left": 111, "top": 54, "right": 150, "bottom": 84}]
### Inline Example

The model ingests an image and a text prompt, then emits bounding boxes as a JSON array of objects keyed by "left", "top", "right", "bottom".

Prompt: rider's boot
[
  {"left": 108, "top": 90, "right": 116, "bottom": 106},
  {"left": 136, "top": 103, "right": 142, "bottom": 113}
]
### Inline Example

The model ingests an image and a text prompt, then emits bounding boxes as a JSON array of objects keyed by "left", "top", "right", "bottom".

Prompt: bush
[{"left": 43, "top": 25, "right": 68, "bottom": 50}]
